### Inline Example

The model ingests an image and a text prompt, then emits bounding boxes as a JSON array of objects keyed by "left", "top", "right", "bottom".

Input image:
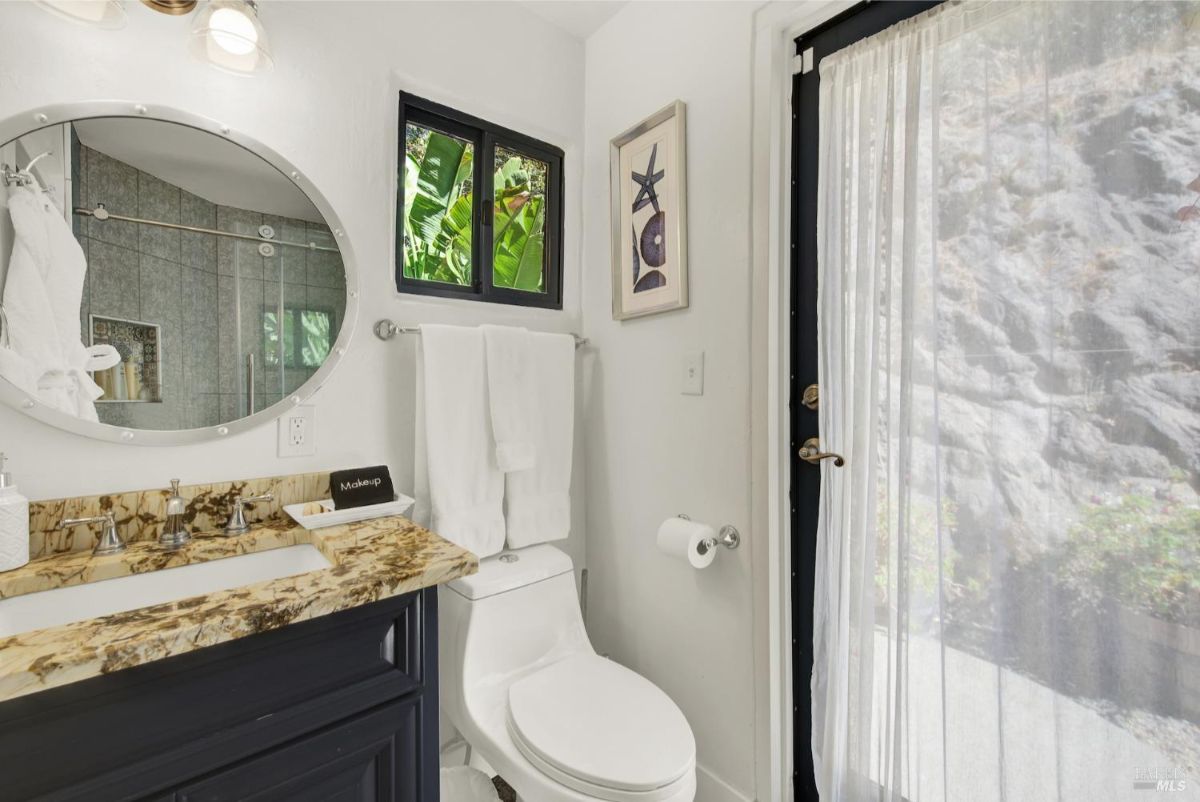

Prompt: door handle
[{"left": 798, "top": 437, "right": 845, "bottom": 467}]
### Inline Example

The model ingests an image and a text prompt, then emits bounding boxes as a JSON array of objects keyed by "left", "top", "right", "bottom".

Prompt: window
[
  {"left": 263, "top": 306, "right": 333, "bottom": 369},
  {"left": 396, "top": 93, "right": 564, "bottom": 308}
]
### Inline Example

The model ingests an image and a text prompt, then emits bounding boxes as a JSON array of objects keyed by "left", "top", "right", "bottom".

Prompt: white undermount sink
[{"left": 0, "top": 544, "right": 331, "bottom": 639}]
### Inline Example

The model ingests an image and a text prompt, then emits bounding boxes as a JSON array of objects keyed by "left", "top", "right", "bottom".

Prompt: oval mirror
[{"left": 0, "top": 104, "right": 357, "bottom": 444}]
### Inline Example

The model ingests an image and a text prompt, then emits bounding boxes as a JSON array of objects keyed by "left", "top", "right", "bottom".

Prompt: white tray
[{"left": 283, "top": 494, "right": 416, "bottom": 530}]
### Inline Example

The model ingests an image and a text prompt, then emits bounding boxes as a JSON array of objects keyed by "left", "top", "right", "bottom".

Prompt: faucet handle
[
  {"left": 60, "top": 511, "right": 126, "bottom": 556},
  {"left": 223, "top": 492, "right": 274, "bottom": 536},
  {"left": 60, "top": 512, "right": 115, "bottom": 528}
]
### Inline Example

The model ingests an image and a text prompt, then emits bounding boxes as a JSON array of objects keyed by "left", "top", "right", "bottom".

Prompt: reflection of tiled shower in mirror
[
  {"left": 53, "top": 120, "right": 347, "bottom": 430},
  {"left": 236, "top": 227, "right": 342, "bottom": 420},
  {"left": 1, "top": 112, "right": 350, "bottom": 436},
  {"left": 204, "top": 209, "right": 344, "bottom": 425}
]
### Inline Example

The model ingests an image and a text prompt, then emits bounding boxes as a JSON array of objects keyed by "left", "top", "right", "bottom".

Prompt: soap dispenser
[{"left": 0, "top": 453, "right": 30, "bottom": 572}]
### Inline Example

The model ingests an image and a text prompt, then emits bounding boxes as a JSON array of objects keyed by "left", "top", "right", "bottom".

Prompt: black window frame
[{"left": 396, "top": 92, "right": 564, "bottom": 309}]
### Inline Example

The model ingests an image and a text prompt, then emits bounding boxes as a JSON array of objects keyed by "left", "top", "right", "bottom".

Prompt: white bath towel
[
  {"left": 482, "top": 324, "right": 538, "bottom": 472},
  {"left": 415, "top": 324, "right": 506, "bottom": 558},
  {"left": 504, "top": 332, "right": 575, "bottom": 548},
  {"left": 1, "top": 185, "right": 104, "bottom": 421}
]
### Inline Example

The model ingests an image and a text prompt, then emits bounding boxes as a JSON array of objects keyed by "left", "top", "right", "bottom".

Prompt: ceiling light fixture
[
  {"left": 140, "top": 0, "right": 197, "bottom": 15},
  {"left": 189, "top": 0, "right": 273, "bottom": 75},
  {"left": 35, "top": 0, "right": 127, "bottom": 29}
]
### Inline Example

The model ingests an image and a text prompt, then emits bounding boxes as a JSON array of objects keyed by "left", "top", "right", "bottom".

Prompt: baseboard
[{"left": 697, "top": 763, "right": 755, "bottom": 802}]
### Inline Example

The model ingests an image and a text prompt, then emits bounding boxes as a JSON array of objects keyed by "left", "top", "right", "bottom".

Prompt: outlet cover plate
[{"left": 278, "top": 405, "right": 315, "bottom": 457}]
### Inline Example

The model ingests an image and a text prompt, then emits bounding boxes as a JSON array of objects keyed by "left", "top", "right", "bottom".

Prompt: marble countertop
[{"left": 0, "top": 516, "right": 477, "bottom": 703}]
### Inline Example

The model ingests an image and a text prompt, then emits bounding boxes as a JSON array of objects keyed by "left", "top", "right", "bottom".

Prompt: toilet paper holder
[{"left": 678, "top": 514, "right": 741, "bottom": 556}]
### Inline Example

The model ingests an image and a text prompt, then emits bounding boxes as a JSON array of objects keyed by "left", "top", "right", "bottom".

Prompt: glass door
[{"left": 792, "top": 2, "right": 1199, "bottom": 799}]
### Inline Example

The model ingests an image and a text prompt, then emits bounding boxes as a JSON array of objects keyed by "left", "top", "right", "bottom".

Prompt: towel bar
[{"left": 374, "top": 320, "right": 588, "bottom": 349}]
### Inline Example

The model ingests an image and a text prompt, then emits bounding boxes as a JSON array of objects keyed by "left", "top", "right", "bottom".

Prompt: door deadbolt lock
[
  {"left": 801, "top": 384, "right": 820, "bottom": 411},
  {"left": 798, "top": 437, "right": 845, "bottom": 467}
]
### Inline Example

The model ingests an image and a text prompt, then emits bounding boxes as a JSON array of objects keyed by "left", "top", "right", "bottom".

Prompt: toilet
[{"left": 440, "top": 544, "right": 697, "bottom": 802}]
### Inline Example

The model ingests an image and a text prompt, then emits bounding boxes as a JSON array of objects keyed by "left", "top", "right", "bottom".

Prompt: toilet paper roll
[{"left": 656, "top": 517, "right": 717, "bottom": 569}]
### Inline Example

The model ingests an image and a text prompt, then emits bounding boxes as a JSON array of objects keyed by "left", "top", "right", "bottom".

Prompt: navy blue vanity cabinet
[
  {"left": 0, "top": 588, "right": 440, "bottom": 802},
  {"left": 172, "top": 698, "right": 419, "bottom": 801}
]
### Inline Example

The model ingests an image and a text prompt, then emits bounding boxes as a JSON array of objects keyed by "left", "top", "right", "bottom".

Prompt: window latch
[{"left": 481, "top": 198, "right": 493, "bottom": 227}]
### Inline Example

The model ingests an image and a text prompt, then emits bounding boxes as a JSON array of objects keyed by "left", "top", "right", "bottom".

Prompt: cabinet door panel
[
  {"left": 175, "top": 699, "right": 417, "bottom": 802},
  {"left": 0, "top": 592, "right": 427, "bottom": 801}
]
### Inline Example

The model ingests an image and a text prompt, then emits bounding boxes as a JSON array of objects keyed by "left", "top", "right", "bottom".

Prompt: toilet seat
[{"left": 506, "top": 654, "right": 695, "bottom": 802}]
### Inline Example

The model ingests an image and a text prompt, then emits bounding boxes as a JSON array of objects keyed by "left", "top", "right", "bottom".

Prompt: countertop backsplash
[{"left": 26, "top": 472, "right": 332, "bottom": 559}]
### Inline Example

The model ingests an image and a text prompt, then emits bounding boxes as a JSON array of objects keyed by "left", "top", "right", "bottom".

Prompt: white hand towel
[
  {"left": 416, "top": 324, "right": 505, "bottom": 557},
  {"left": 412, "top": 345, "right": 431, "bottom": 529},
  {"left": 482, "top": 324, "right": 539, "bottom": 472},
  {"left": 504, "top": 332, "right": 575, "bottom": 548}
]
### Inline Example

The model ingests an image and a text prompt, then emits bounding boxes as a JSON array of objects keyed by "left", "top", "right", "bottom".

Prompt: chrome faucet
[
  {"left": 60, "top": 511, "right": 126, "bottom": 556},
  {"left": 223, "top": 492, "right": 274, "bottom": 536},
  {"left": 160, "top": 478, "right": 191, "bottom": 549}
]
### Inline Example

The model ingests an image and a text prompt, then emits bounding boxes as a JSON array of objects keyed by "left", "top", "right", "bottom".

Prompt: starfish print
[{"left": 631, "top": 143, "right": 665, "bottom": 214}]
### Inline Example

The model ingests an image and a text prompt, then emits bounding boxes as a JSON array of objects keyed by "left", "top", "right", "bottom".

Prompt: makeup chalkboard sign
[{"left": 330, "top": 465, "right": 394, "bottom": 510}]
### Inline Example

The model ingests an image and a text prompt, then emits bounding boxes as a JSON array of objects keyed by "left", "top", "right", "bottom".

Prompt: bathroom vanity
[
  {"left": 0, "top": 476, "right": 476, "bottom": 801},
  {"left": 0, "top": 99, "right": 484, "bottom": 799}
]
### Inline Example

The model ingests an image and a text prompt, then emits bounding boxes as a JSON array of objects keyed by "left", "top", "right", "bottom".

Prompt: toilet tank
[{"left": 440, "top": 545, "right": 593, "bottom": 696}]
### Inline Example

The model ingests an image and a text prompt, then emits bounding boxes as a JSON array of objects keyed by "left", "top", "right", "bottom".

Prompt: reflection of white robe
[{"left": 0, "top": 185, "right": 117, "bottom": 421}]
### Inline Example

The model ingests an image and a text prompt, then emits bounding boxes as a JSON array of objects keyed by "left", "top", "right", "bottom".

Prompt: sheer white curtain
[{"left": 812, "top": 2, "right": 1200, "bottom": 800}]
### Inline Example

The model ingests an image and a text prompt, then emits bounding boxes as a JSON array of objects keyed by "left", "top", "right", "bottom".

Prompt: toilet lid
[{"left": 507, "top": 654, "right": 695, "bottom": 795}]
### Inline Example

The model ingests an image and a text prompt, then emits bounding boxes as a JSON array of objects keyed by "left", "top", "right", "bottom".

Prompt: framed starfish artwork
[{"left": 609, "top": 101, "right": 689, "bottom": 320}]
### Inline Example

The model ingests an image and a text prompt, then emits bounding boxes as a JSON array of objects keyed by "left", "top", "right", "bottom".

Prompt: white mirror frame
[{"left": 0, "top": 101, "right": 359, "bottom": 446}]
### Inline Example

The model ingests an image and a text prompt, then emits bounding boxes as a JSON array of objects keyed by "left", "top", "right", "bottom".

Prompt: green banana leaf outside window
[{"left": 396, "top": 93, "right": 564, "bottom": 309}]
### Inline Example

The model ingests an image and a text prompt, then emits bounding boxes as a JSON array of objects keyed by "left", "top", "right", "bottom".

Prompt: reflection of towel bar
[
  {"left": 373, "top": 319, "right": 588, "bottom": 349},
  {"left": 72, "top": 205, "right": 341, "bottom": 254}
]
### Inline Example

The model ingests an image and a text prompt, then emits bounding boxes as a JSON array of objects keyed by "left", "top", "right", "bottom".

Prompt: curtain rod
[
  {"left": 73, "top": 205, "right": 340, "bottom": 254},
  {"left": 373, "top": 320, "right": 588, "bottom": 349}
]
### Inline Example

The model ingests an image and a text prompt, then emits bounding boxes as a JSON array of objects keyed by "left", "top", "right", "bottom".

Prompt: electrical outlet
[
  {"left": 278, "top": 405, "right": 315, "bottom": 457},
  {"left": 681, "top": 350, "right": 704, "bottom": 396},
  {"left": 289, "top": 417, "right": 305, "bottom": 446}
]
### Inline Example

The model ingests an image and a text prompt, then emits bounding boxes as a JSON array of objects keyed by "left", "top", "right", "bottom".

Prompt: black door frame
[{"left": 788, "top": 3, "right": 943, "bottom": 798}]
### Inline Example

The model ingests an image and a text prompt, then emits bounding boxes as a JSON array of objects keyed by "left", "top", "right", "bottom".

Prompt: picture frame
[{"left": 609, "top": 100, "right": 689, "bottom": 320}]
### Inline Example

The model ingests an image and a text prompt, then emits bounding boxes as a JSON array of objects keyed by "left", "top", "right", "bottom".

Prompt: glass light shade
[
  {"left": 36, "top": 0, "right": 127, "bottom": 29},
  {"left": 189, "top": 0, "right": 273, "bottom": 75}
]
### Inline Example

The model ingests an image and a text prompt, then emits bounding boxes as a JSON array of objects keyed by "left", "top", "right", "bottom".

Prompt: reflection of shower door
[
  {"left": 226, "top": 225, "right": 341, "bottom": 420},
  {"left": 792, "top": 2, "right": 1200, "bottom": 800},
  {"left": 231, "top": 235, "right": 311, "bottom": 418}
]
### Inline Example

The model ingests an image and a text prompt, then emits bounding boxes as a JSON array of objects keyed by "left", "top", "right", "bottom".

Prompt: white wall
[
  {"left": 2, "top": 1, "right": 776, "bottom": 797},
  {"left": 0, "top": 0, "right": 587, "bottom": 572},
  {"left": 580, "top": 4, "right": 760, "bottom": 801}
]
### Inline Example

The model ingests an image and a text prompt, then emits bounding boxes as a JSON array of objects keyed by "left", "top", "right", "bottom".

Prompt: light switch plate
[
  {"left": 681, "top": 350, "right": 704, "bottom": 396},
  {"left": 278, "top": 405, "right": 316, "bottom": 457}
]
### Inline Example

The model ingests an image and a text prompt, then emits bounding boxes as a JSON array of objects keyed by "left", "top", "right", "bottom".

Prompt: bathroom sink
[{"left": 0, "top": 545, "right": 331, "bottom": 639}]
